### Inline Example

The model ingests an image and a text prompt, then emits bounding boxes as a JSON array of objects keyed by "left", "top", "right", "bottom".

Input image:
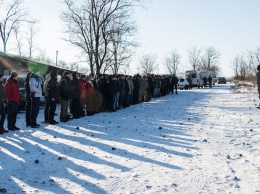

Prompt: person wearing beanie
[
  {"left": 0, "top": 74, "right": 8, "bottom": 134},
  {"left": 29, "top": 70, "right": 43, "bottom": 128},
  {"left": 4, "top": 72, "right": 21, "bottom": 131},
  {"left": 70, "top": 71, "right": 81, "bottom": 119},
  {"left": 257, "top": 65, "right": 260, "bottom": 101},
  {"left": 10, "top": 72, "right": 18, "bottom": 79},
  {"left": 59, "top": 71, "right": 73, "bottom": 122},
  {"left": 42, "top": 72, "right": 51, "bottom": 124},
  {"left": 24, "top": 72, "right": 32, "bottom": 127},
  {"left": 78, "top": 74, "right": 87, "bottom": 116},
  {"left": 46, "top": 70, "right": 59, "bottom": 125}
]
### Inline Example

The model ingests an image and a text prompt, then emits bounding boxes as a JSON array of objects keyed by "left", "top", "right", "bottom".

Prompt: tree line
[{"left": 1, "top": 0, "right": 259, "bottom": 80}]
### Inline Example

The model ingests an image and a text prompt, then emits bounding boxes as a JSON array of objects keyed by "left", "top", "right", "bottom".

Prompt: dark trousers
[
  {"left": 31, "top": 97, "right": 40, "bottom": 125},
  {"left": 49, "top": 100, "right": 57, "bottom": 122},
  {"left": 7, "top": 102, "right": 18, "bottom": 129},
  {"left": 44, "top": 97, "right": 50, "bottom": 122},
  {"left": 25, "top": 98, "right": 31, "bottom": 125},
  {"left": 60, "top": 99, "right": 69, "bottom": 121},
  {"left": 0, "top": 103, "right": 6, "bottom": 127},
  {"left": 173, "top": 84, "right": 178, "bottom": 94},
  {"left": 71, "top": 99, "right": 81, "bottom": 118}
]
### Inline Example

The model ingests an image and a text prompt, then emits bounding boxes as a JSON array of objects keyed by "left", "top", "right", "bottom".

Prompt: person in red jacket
[
  {"left": 78, "top": 74, "right": 87, "bottom": 116},
  {"left": 4, "top": 72, "right": 21, "bottom": 131}
]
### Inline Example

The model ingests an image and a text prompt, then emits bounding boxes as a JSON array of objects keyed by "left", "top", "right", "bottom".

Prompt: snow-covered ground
[{"left": 0, "top": 83, "right": 260, "bottom": 194}]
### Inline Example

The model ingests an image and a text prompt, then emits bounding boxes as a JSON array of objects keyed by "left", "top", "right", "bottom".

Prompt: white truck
[{"left": 185, "top": 70, "right": 203, "bottom": 88}]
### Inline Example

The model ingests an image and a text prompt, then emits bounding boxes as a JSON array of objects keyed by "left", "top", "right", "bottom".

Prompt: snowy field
[{"left": 0, "top": 83, "right": 260, "bottom": 194}]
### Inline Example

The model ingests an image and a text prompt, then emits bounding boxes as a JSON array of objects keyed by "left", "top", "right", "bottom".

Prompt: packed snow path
[{"left": 0, "top": 84, "right": 260, "bottom": 194}]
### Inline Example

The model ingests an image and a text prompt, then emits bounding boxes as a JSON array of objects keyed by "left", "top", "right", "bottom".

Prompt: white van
[
  {"left": 185, "top": 70, "right": 203, "bottom": 88},
  {"left": 178, "top": 78, "right": 189, "bottom": 90}
]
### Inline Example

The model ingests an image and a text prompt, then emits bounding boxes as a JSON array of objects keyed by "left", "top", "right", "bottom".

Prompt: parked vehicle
[
  {"left": 178, "top": 78, "right": 189, "bottom": 90},
  {"left": 185, "top": 70, "right": 203, "bottom": 88},
  {"left": 218, "top": 77, "right": 226, "bottom": 84}
]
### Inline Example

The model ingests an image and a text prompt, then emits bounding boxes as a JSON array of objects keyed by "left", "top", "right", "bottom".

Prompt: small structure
[{"left": 0, "top": 51, "right": 73, "bottom": 78}]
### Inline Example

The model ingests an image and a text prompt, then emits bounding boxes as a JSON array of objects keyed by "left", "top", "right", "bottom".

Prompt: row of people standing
[{"left": 0, "top": 71, "right": 179, "bottom": 134}]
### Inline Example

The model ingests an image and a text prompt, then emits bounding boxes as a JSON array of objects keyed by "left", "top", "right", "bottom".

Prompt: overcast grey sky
[{"left": 19, "top": 0, "right": 260, "bottom": 76}]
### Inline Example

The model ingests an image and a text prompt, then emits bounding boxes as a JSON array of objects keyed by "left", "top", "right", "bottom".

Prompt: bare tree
[
  {"left": 33, "top": 48, "right": 53, "bottom": 64},
  {"left": 13, "top": 26, "right": 23, "bottom": 56},
  {"left": 61, "top": 0, "right": 141, "bottom": 75},
  {"left": 200, "top": 47, "right": 221, "bottom": 71},
  {"left": 231, "top": 55, "right": 247, "bottom": 80},
  {"left": 188, "top": 47, "right": 201, "bottom": 70},
  {"left": 13, "top": 18, "right": 39, "bottom": 58},
  {"left": 139, "top": 54, "right": 157, "bottom": 75},
  {"left": 0, "top": 0, "right": 27, "bottom": 52},
  {"left": 164, "top": 50, "right": 181, "bottom": 75},
  {"left": 247, "top": 47, "right": 260, "bottom": 75},
  {"left": 26, "top": 19, "right": 39, "bottom": 58}
]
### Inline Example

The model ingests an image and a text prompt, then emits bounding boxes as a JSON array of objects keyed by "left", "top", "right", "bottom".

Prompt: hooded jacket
[
  {"left": 29, "top": 73, "right": 43, "bottom": 98},
  {"left": 47, "top": 70, "right": 58, "bottom": 101}
]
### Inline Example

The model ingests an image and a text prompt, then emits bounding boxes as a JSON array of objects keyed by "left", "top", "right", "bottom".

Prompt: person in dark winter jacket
[
  {"left": 70, "top": 72, "right": 81, "bottom": 119},
  {"left": 4, "top": 72, "right": 21, "bottom": 131},
  {"left": 47, "top": 70, "right": 59, "bottom": 124},
  {"left": 118, "top": 75, "right": 126, "bottom": 109},
  {"left": 24, "top": 72, "right": 32, "bottom": 127},
  {"left": 29, "top": 68, "right": 43, "bottom": 128},
  {"left": 171, "top": 74, "right": 179, "bottom": 94},
  {"left": 257, "top": 65, "right": 260, "bottom": 100},
  {"left": 43, "top": 72, "right": 51, "bottom": 123},
  {"left": 203, "top": 76, "right": 207, "bottom": 88},
  {"left": 59, "top": 71, "right": 73, "bottom": 122},
  {"left": 0, "top": 74, "right": 8, "bottom": 134},
  {"left": 106, "top": 75, "right": 117, "bottom": 112},
  {"left": 208, "top": 75, "right": 213, "bottom": 88},
  {"left": 78, "top": 74, "right": 87, "bottom": 116}
]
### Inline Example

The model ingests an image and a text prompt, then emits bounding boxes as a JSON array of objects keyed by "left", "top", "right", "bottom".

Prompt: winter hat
[
  {"left": 0, "top": 74, "right": 2, "bottom": 78},
  {"left": 80, "top": 75, "right": 86, "bottom": 79},
  {"left": 50, "top": 70, "right": 57, "bottom": 78},
  {"left": 63, "top": 71, "right": 71, "bottom": 76},
  {"left": 11, "top": 72, "right": 18, "bottom": 78},
  {"left": 257, "top": 65, "right": 260, "bottom": 71}
]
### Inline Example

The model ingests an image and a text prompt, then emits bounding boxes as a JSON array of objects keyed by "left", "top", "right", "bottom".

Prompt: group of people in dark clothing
[
  {"left": 202, "top": 75, "right": 213, "bottom": 88},
  {"left": 0, "top": 70, "right": 179, "bottom": 135}
]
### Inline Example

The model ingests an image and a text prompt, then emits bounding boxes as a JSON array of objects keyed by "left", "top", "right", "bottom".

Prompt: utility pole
[{"left": 56, "top": 51, "right": 58, "bottom": 66}]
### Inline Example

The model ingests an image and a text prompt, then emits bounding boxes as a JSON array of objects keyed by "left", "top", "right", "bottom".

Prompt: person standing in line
[
  {"left": 172, "top": 74, "right": 179, "bottom": 94},
  {"left": 208, "top": 75, "right": 213, "bottom": 88},
  {"left": 85, "top": 75, "right": 96, "bottom": 116},
  {"left": 187, "top": 75, "right": 192, "bottom": 90},
  {"left": 29, "top": 68, "right": 43, "bottom": 128},
  {"left": 24, "top": 72, "right": 32, "bottom": 127},
  {"left": 203, "top": 76, "right": 207, "bottom": 88},
  {"left": 78, "top": 74, "right": 87, "bottom": 116},
  {"left": 43, "top": 72, "right": 51, "bottom": 123},
  {"left": 257, "top": 65, "right": 260, "bottom": 102},
  {"left": 47, "top": 70, "right": 59, "bottom": 125},
  {"left": 71, "top": 71, "right": 81, "bottom": 119},
  {"left": 0, "top": 74, "right": 8, "bottom": 134},
  {"left": 59, "top": 71, "right": 73, "bottom": 122},
  {"left": 4, "top": 72, "right": 21, "bottom": 131}
]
